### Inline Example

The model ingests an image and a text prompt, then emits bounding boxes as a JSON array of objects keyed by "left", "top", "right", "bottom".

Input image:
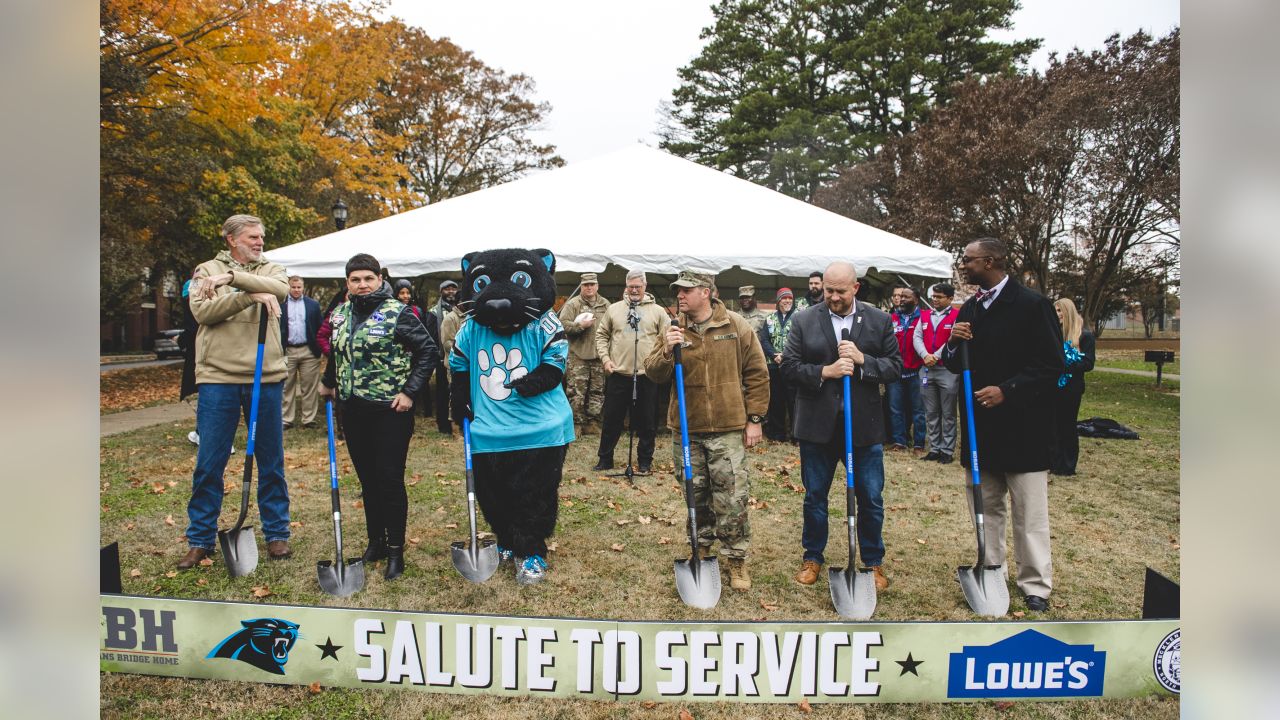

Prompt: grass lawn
[
  {"left": 99, "top": 371, "right": 1179, "bottom": 718},
  {"left": 1094, "top": 350, "right": 1180, "bottom": 377}
]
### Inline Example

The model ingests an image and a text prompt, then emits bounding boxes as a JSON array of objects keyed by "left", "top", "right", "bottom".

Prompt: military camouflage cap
[
  {"left": 738, "top": 285, "right": 755, "bottom": 298},
  {"left": 670, "top": 270, "right": 716, "bottom": 290},
  {"left": 579, "top": 272, "right": 598, "bottom": 285}
]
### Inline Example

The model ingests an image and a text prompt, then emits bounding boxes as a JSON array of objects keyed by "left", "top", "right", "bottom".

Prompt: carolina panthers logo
[{"left": 207, "top": 618, "right": 300, "bottom": 675}]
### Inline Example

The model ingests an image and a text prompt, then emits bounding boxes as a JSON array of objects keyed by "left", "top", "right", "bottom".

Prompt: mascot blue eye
[
  {"left": 473, "top": 275, "right": 490, "bottom": 292},
  {"left": 511, "top": 271, "right": 532, "bottom": 288}
]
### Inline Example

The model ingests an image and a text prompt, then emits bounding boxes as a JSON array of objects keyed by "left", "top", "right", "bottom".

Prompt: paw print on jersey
[{"left": 477, "top": 344, "right": 528, "bottom": 401}]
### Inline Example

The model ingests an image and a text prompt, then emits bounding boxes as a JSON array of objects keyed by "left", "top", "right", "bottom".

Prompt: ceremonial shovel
[
  {"left": 956, "top": 342, "right": 1010, "bottom": 617},
  {"left": 218, "top": 305, "right": 267, "bottom": 577},
  {"left": 450, "top": 418, "right": 499, "bottom": 582},
  {"left": 317, "top": 399, "right": 364, "bottom": 596},
  {"left": 828, "top": 328, "right": 877, "bottom": 619},
  {"left": 672, "top": 343, "right": 721, "bottom": 609}
]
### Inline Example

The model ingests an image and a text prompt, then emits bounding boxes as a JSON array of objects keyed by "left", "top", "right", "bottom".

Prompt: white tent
[{"left": 265, "top": 145, "right": 954, "bottom": 280}]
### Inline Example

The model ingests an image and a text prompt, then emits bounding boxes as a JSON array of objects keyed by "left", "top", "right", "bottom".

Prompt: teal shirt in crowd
[{"left": 450, "top": 310, "right": 576, "bottom": 453}]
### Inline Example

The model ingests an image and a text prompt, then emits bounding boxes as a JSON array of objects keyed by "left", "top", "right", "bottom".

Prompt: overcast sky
[{"left": 384, "top": 0, "right": 1180, "bottom": 165}]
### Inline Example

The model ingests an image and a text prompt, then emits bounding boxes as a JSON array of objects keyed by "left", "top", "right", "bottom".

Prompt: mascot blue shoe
[{"left": 449, "top": 248, "right": 575, "bottom": 585}]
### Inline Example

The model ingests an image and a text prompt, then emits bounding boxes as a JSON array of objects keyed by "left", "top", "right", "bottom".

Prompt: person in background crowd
[
  {"left": 321, "top": 254, "right": 438, "bottom": 580},
  {"left": 759, "top": 287, "right": 799, "bottom": 442},
  {"left": 941, "top": 237, "right": 1064, "bottom": 613},
  {"left": 799, "top": 271, "right": 824, "bottom": 308},
  {"left": 281, "top": 276, "right": 323, "bottom": 430},
  {"left": 736, "top": 285, "right": 767, "bottom": 336},
  {"left": 644, "top": 271, "right": 770, "bottom": 591},
  {"left": 178, "top": 214, "right": 291, "bottom": 570},
  {"left": 913, "top": 283, "right": 960, "bottom": 463},
  {"left": 782, "top": 261, "right": 899, "bottom": 592},
  {"left": 559, "top": 272, "right": 611, "bottom": 432},
  {"left": 887, "top": 285, "right": 926, "bottom": 455},
  {"left": 394, "top": 279, "right": 436, "bottom": 422},
  {"left": 593, "top": 270, "right": 670, "bottom": 473},
  {"left": 1050, "top": 298, "right": 1095, "bottom": 476},
  {"left": 429, "top": 280, "right": 459, "bottom": 433}
]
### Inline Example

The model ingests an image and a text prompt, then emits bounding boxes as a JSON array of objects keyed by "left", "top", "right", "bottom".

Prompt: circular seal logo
[
  {"left": 1153, "top": 628, "right": 1180, "bottom": 693},
  {"left": 371, "top": 311, "right": 386, "bottom": 323}
]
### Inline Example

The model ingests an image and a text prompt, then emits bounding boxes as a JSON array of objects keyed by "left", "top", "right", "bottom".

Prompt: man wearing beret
[
  {"left": 558, "top": 272, "right": 611, "bottom": 432},
  {"left": 644, "top": 271, "right": 770, "bottom": 591}
]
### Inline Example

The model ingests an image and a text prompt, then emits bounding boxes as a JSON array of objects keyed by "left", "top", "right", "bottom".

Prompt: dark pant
[
  {"left": 341, "top": 397, "right": 414, "bottom": 546},
  {"left": 764, "top": 364, "right": 795, "bottom": 440},
  {"left": 798, "top": 429, "right": 885, "bottom": 567},
  {"left": 474, "top": 445, "right": 567, "bottom": 557},
  {"left": 434, "top": 366, "right": 452, "bottom": 433},
  {"left": 1050, "top": 387, "right": 1084, "bottom": 475},
  {"left": 598, "top": 372, "right": 658, "bottom": 465},
  {"left": 887, "top": 372, "right": 926, "bottom": 448}
]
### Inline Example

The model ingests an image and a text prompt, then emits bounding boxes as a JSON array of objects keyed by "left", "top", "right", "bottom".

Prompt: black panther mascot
[{"left": 449, "top": 248, "right": 575, "bottom": 585}]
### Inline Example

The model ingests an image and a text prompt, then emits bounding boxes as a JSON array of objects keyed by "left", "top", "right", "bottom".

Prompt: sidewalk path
[
  {"left": 1095, "top": 366, "right": 1181, "bottom": 381},
  {"left": 101, "top": 402, "right": 192, "bottom": 437}
]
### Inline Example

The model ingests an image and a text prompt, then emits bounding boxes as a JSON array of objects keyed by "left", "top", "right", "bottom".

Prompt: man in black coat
[
  {"left": 782, "top": 261, "right": 901, "bottom": 592},
  {"left": 941, "top": 237, "right": 1064, "bottom": 614}
]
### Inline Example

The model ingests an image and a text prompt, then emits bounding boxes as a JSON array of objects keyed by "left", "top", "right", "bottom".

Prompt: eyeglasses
[{"left": 958, "top": 255, "right": 993, "bottom": 264}]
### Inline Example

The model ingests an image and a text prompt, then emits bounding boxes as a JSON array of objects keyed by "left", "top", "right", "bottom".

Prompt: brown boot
[
  {"left": 176, "top": 547, "right": 211, "bottom": 570},
  {"left": 727, "top": 558, "right": 751, "bottom": 591},
  {"left": 266, "top": 540, "right": 292, "bottom": 560},
  {"left": 795, "top": 559, "right": 821, "bottom": 585},
  {"left": 872, "top": 565, "right": 889, "bottom": 591}
]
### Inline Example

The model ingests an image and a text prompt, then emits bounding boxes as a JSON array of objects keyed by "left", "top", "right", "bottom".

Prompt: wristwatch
[{"left": 748, "top": 414, "right": 764, "bottom": 424}]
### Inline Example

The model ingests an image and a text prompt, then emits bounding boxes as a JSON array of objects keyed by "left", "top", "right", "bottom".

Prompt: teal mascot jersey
[{"left": 450, "top": 248, "right": 575, "bottom": 563}]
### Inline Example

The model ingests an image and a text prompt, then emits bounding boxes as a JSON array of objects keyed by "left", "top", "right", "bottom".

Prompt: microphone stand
[{"left": 609, "top": 300, "right": 642, "bottom": 483}]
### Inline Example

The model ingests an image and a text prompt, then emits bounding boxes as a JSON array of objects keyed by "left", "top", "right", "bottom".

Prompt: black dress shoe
[
  {"left": 592, "top": 459, "right": 613, "bottom": 472},
  {"left": 361, "top": 540, "right": 388, "bottom": 564},
  {"left": 936, "top": 453, "right": 953, "bottom": 464},
  {"left": 922, "top": 451, "right": 940, "bottom": 462},
  {"left": 1025, "top": 595, "right": 1048, "bottom": 612},
  {"left": 384, "top": 546, "right": 404, "bottom": 580},
  {"left": 636, "top": 463, "right": 652, "bottom": 475}
]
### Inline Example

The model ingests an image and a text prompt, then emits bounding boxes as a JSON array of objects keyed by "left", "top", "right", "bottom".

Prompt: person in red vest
[
  {"left": 887, "top": 286, "right": 926, "bottom": 454},
  {"left": 913, "top": 283, "right": 960, "bottom": 463}
]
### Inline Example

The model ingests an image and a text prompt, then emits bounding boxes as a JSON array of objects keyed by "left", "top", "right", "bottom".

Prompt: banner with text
[{"left": 100, "top": 595, "right": 1180, "bottom": 703}]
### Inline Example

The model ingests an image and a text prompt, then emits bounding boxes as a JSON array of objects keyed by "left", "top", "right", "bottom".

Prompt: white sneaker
[{"left": 187, "top": 431, "right": 200, "bottom": 445}]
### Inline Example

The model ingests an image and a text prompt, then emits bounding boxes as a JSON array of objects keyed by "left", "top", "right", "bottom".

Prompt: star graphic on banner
[
  {"left": 895, "top": 652, "right": 924, "bottom": 676},
  {"left": 316, "top": 637, "right": 342, "bottom": 661}
]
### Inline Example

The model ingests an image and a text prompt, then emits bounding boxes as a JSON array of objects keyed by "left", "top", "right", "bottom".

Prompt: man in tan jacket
[
  {"left": 178, "top": 214, "right": 293, "bottom": 570},
  {"left": 593, "top": 270, "right": 670, "bottom": 473},
  {"left": 644, "top": 271, "right": 770, "bottom": 590},
  {"left": 558, "top": 272, "right": 610, "bottom": 431}
]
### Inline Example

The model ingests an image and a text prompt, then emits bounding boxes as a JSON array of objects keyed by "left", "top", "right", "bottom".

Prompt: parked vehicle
[{"left": 154, "top": 329, "right": 185, "bottom": 359}]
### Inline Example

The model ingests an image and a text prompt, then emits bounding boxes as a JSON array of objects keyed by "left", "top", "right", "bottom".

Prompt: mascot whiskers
[{"left": 449, "top": 248, "right": 575, "bottom": 584}]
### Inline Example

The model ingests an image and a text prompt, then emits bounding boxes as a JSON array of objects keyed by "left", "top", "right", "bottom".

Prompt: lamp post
[{"left": 331, "top": 198, "right": 348, "bottom": 230}]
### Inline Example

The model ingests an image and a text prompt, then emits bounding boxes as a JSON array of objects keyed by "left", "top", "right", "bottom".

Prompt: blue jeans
[
  {"left": 186, "top": 382, "right": 290, "bottom": 550},
  {"left": 887, "top": 373, "right": 926, "bottom": 448},
  {"left": 799, "top": 435, "right": 885, "bottom": 567}
]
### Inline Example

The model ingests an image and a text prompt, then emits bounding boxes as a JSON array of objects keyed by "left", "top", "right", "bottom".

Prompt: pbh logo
[
  {"left": 947, "top": 629, "right": 1106, "bottom": 698},
  {"left": 207, "top": 618, "right": 301, "bottom": 675}
]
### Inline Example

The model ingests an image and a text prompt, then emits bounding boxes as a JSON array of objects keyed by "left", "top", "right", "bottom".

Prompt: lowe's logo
[{"left": 947, "top": 629, "right": 1106, "bottom": 698}]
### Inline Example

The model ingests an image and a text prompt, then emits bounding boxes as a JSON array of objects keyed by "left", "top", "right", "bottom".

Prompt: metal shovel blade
[
  {"left": 218, "top": 525, "right": 258, "bottom": 578},
  {"left": 317, "top": 559, "right": 366, "bottom": 597},
  {"left": 829, "top": 566, "right": 877, "bottom": 620},
  {"left": 957, "top": 565, "right": 1009, "bottom": 618},
  {"left": 451, "top": 540, "right": 500, "bottom": 583},
  {"left": 674, "top": 556, "right": 721, "bottom": 609}
]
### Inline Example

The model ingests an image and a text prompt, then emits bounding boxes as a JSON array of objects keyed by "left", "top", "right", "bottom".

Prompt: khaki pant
[
  {"left": 283, "top": 345, "right": 321, "bottom": 426},
  {"left": 671, "top": 430, "right": 751, "bottom": 559},
  {"left": 966, "top": 470, "right": 1053, "bottom": 598}
]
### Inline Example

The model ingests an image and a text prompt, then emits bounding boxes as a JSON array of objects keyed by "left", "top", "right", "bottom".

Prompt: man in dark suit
[
  {"left": 941, "top": 237, "right": 1064, "bottom": 613},
  {"left": 782, "top": 261, "right": 901, "bottom": 591},
  {"left": 281, "top": 275, "right": 323, "bottom": 429}
]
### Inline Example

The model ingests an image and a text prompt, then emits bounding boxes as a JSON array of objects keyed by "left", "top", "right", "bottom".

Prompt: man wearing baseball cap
[
  {"left": 558, "top": 272, "right": 611, "bottom": 432},
  {"left": 429, "top": 279, "right": 461, "bottom": 434},
  {"left": 644, "top": 270, "right": 770, "bottom": 591}
]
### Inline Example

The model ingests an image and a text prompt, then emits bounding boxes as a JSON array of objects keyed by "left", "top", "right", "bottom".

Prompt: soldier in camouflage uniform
[
  {"left": 321, "top": 253, "right": 438, "bottom": 581},
  {"left": 643, "top": 271, "right": 770, "bottom": 591},
  {"left": 735, "top": 285, "right": 767, "bottom": 336},
  {"left": 558, "top": 273, "right": 610, "bottom": 431}
]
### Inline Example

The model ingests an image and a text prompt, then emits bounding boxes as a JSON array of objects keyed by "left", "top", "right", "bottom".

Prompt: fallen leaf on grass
[
  {"left": 101, "top": 505, "right": 110, "bottom": 513},
  {"left": 678, "top": 709, "right": 694, "bottom": 720},
  {"left": 563, "top": 500, "right": 575, "bottom": 507},
  {"left": 916, "top": 538, "right": 927, "bottom": 545},
  {"left": 606, "top": 500, "right": 619, "bottom": 510},
  {"left": 199, "top": 558, "right": 213, "bottom": 567},
  {"left": 616, "top": 519, "right": 632, "bottom": 526},
  {"left": 164, "top": 571, "right": 177, "bottom": 578},
  {"left": 547, "top": 541, "right": 559, "bottom": 552},
  {"left": 352, "top": 500, "right": 364, "bottom": 509},
  {"left": 196, "top": 578, "right": 207, "bottom": 586},
  {"left": 638, "top": 516, "right": 651, "bottom": 525},
  {"left": 798, "top": 698, "right": 813, "bottom": 713},
  {"left": 1011, "top": 611, "right": 1025, "bottom": 619},
  {"left": 124, "top": 522, "right": 135, "bottom": 531},
  {"left": 408, "top": 537, "right": 421, "bottom": 546},
  {"left": 759, "top": 599, "right": 779, "bottom": 612},
  {"left": 150, "top": 482, "right": 168, "bottom": 495},
  {"left": 129, "top": 568, "right": 142, "bottom": 578},
  {"left": 223, "top": 481, "right": 236, "bottom": 494},
  {"left": 290, "top": 521, "right": 304, "bottom": 528},
  {"left": 164, "top": 514, "right": 175, "bottom": 527},
  {"left": 610, "top": 543, "right": 625, "bottom": 552},
  {"left": 251, "top": 585, "right": 272, "bottom": 598},
  {"left": 434, "top": 505, "right": 445, "bottom": 513},
  {"left": 407, "top": 474, "right": 420, "bottom": 487},
  {"left": 308, "top": 681, "right": 322, "bottom": 694},
  {"left": 658, "top": 537, "right": 671, "bottom": 545},
  {"left": 995, "top": 701, "right": 1015, "bottom": 710},
  {"left": 435, "top": 471, "right": 446, "bottom": 478},
  {"left": 478, "top": 531, "right": 493, "bottom": 540},
  {"left": 444, "top": 523, "right": 458, "bottom": 529},
  {"left": 640, "top": 700, "right": 656, "bottom": 709}
]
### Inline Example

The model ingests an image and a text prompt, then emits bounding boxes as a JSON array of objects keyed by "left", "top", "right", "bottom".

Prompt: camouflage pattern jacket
[
  {"left": 558, "top": 293, "right": 611, "bottom": 361},
  {"left": 321, "top": 281, "right": 439, "bottom": 404}
]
